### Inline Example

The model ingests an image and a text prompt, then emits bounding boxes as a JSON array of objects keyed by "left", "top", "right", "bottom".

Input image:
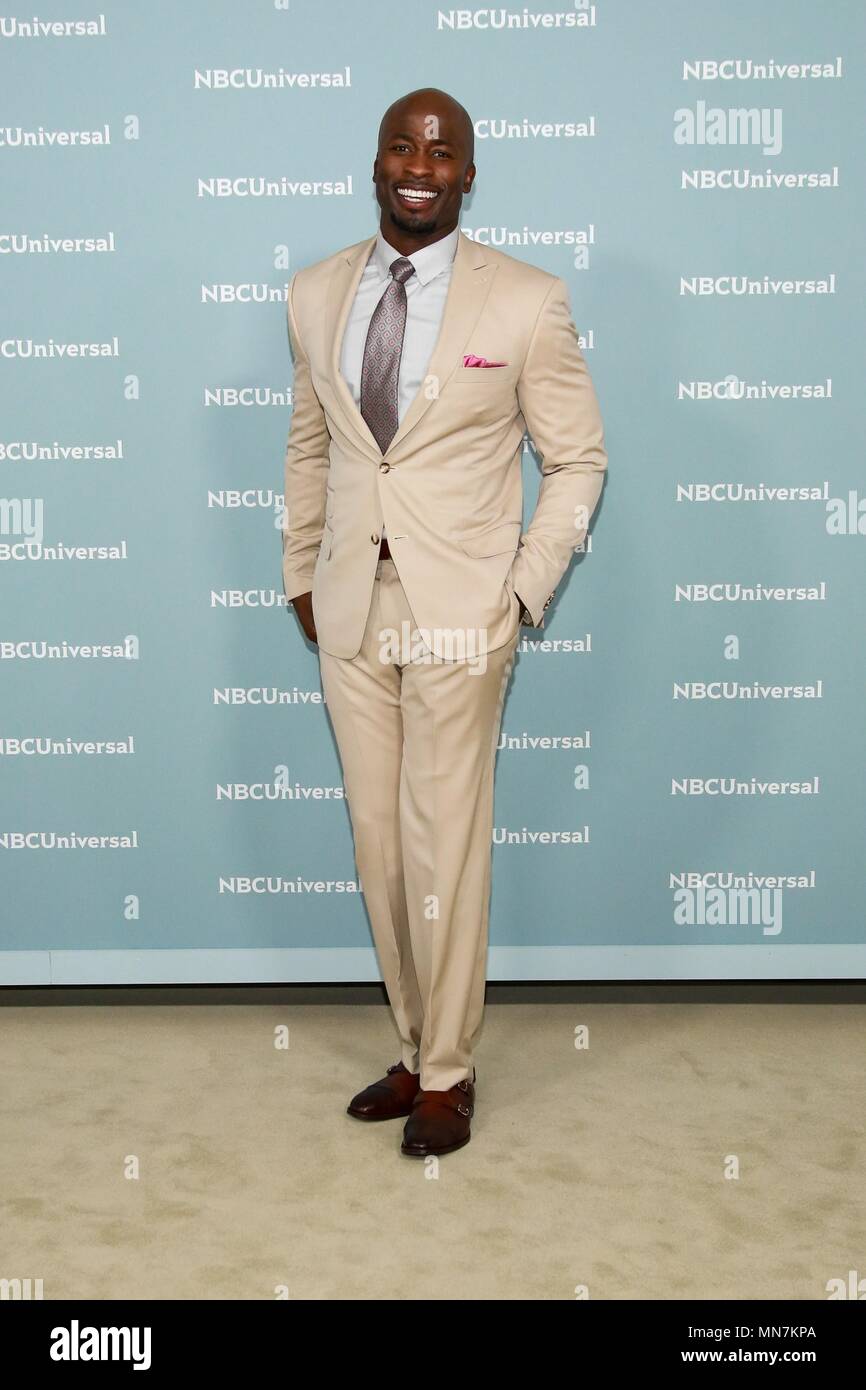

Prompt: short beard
[{"left": 389, "top": 208, "right": 438, "bottom": 237}]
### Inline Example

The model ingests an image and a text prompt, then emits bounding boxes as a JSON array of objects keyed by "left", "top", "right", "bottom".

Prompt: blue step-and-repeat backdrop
[{"left": 2, "top": 2, "right": 864, "bottom": 985}]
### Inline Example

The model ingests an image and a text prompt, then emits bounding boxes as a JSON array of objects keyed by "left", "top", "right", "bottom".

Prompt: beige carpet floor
[{"left": 1, "top": 1002, "right": 863, "bottom": 1300}]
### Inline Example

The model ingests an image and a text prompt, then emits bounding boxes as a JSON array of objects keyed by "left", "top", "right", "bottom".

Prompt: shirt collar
[{"left": 371, "top": 225, "right": 460, "bottom": 287}]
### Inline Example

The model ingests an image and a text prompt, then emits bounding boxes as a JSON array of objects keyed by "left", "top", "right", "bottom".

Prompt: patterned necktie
[{"left": 360, "top": 256, "right": 416, "bottom": 453}]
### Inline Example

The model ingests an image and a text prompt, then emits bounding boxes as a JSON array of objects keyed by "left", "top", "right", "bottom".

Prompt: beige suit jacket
[{"left": 281, "top": 229, "right": 607, "bottom": 660}]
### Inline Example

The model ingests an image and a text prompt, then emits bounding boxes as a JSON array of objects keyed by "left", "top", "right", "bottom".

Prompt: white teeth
[{"left": 397, "top": 188, "right": 436, "bottom": 199}]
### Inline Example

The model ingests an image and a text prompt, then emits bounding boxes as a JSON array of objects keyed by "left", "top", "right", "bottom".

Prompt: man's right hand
[{"left": 291, "top": 591, "right": 317, "bottom": 645}]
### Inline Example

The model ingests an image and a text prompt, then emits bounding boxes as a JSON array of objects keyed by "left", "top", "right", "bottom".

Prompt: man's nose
[{"left": 402, "top": 153, "right": 435, "bottom": 180}]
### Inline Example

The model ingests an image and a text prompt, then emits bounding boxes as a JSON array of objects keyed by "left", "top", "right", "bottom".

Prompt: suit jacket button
[
  {"left": 379, "top": 462, "right": 390, "bottom": 473},
  {"left": 371, "top": 534, "right": 379, "bottom": 544}
]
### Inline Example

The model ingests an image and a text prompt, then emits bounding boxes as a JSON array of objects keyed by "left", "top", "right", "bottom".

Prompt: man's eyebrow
[{"left": 388, "top": 130, "right": 457, "bottom": 146}]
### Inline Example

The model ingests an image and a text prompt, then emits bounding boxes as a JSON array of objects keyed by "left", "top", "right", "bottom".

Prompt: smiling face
[{"left": 373, "top": 89, "right": 476, "bottom": 253}]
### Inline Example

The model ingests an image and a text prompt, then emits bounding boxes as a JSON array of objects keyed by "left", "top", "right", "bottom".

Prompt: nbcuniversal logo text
[
  {"left": 678, "top": 375, "right": 831, "bottom": 401},
  {"left": 436, "top": 5, "right": 598, "bottom": 31},
  {"left": 682, "top": 58, "right": 843, "bottom": 82}
]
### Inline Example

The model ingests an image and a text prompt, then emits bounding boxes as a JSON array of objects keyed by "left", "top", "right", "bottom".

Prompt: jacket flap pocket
[{"left": 457, "top": 521, "right": 521, "bottom": 558}]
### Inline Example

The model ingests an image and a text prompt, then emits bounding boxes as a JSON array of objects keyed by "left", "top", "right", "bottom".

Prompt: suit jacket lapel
[
  {"left": 388, "top": 231, "right": 494, "bottom": 454},
  {"left": 326, "top": 234, "right": 381, "bottom": 458},
  {"left": 326, "top": 229, "right": 496, "bottom": 459}
]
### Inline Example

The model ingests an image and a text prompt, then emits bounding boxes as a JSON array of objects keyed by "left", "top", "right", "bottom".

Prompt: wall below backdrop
[{"left": 2, "top": 1, "right": 864, "bottom": 985}]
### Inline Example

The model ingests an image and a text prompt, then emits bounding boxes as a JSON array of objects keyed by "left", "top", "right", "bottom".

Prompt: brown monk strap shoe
[
  {"left": 400, "top": 1073, "right": 476, "bottom": 1157},
  {"left": 347, "top": 1061, "right": 421, "bottom": 1121}
]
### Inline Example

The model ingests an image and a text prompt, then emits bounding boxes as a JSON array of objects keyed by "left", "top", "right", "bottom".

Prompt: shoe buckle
[
  {"left": 457, "top": 1079, "right": 469, "bottom": 1092},
  {"left": 386, "top": 1063, "right": 402, "bottom": 1075},
  {"left": 457, "top": 1102, "right": 471, "bottom": 1117}
]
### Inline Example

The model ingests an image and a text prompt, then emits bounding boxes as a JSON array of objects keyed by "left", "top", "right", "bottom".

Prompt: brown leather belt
[{"left": 378, "top": 536, "right": 392, "bottom": 561}]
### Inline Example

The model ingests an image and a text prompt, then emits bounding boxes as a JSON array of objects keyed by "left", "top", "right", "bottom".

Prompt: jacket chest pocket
[
  {"left": 450, "top": 366, "right": 518, "bottom": 387},
  {"left": 447, "top": 367, "right": 518, "bottom": 421}
]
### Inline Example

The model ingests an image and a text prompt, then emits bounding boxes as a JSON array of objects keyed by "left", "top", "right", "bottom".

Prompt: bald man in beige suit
[{"left": 281, "top": 89, "right": 607, "bottom": 1158}]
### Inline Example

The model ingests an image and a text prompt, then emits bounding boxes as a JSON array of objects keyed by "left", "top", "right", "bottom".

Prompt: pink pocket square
[{"left": 463, "top": 354, "right": 508, "bottom": 368}]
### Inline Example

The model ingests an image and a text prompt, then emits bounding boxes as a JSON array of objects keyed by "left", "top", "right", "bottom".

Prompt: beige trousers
[{"left": 318, "top": 557, "right": 519, "bottom": 1092}]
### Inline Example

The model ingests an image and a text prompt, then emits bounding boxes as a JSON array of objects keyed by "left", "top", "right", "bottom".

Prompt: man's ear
[
  {"left": 464, "top": 162, "right": 476, "bottom": 193},
  {"left": 372, "top": 156, "right": 378, "bottom": 183}
]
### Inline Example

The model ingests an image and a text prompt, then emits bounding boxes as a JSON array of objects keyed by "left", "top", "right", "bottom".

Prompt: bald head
[{"left": 377, "top": 88, "right": 475, "bottom": 164}]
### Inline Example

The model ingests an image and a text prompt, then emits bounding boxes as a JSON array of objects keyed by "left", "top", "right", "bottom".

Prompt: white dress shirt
[{"left": 339, "top": 224, "right": 460, "bottom": 536}]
